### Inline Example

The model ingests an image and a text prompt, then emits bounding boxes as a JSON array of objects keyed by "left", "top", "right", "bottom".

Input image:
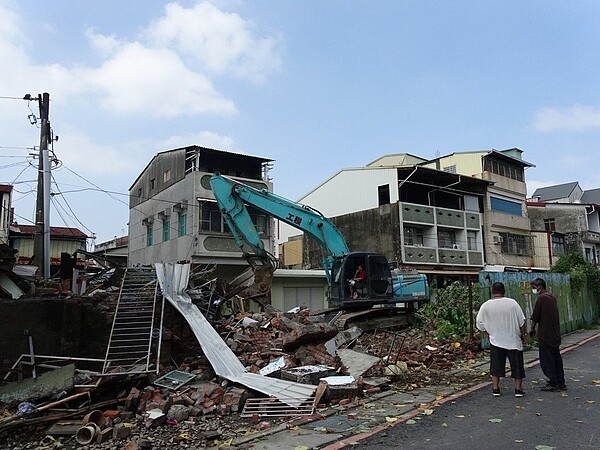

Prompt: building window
[
  {"left": 200, "top": 201, "right": 268, "bottom": 235},
  {"left": 483, "top": 157, "right": 524, "bottom": 182},
  {"left": 467, "top": 230, "right": 478, "bottom": 251},
  {"left": 250, "top": 211, "right": 269, "bottom": 235},
  {"left": 150, "top": 178, "right": 155, "bottom": 190},
  {"left": 551, "top": 234, "right": 565, "bottom": 256},
  {"left": 490, "top": 196, "right": 523, "bottom": 216},
  {"left": 438, "top": 229, "right": 456, "bottom": 248},
  {"left": 544, "top": 218, "right": 556, "bottom": 232},
  {"left": 163, "top": 169, "right": 171, "bottom": 183},
  {"left": 200, "top": 202, "right": 224, "bottom": 232},
  {"left": 378, "top": 184, "right": 390, "bottom": 206},
  {"left": 404, "top": 226, "right": 424, "bottom": 246},
  {"left": 443, "top": 164, "right": 457, "bottom": 174},
  {"left": 146, "top": 224, "right": 153, "bottom": 246},
  {"left": 179, "top": 211, "right": 187, "bottom": 237},
  {"left": 499, "top": 232, "right": 532, "bottom": 255},
  {"left": 137, "top": 188, "right": 143, "bottom": 199},
  {"left": 163, "top": 216, "right": 170, "bottom": 241}
]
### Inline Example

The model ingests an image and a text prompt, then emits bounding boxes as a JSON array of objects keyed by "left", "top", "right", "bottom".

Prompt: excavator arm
[{"left": 210, "top": 173, "right": 350, "bottom": 284}]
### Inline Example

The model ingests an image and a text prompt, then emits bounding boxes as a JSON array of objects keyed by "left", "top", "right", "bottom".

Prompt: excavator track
[{"left": 330, "top": 308, "right": 412, "bottom": 331}]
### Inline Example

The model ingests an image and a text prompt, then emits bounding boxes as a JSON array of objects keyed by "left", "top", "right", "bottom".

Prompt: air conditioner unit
[
  {"left": 493, "top": 236, "right": 504, "bottom": 244},
  {"left": 452, "top": 244, "right": 461, "bottom": 250}
]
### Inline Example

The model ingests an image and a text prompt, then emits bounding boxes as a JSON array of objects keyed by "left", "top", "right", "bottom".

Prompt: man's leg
[
  {"left": 507, "top": 349, "right": 525, "bottom": 394},
  {"left": 539, "top": 340, "right": 559, "bottom": 387},
  {"left": 552, "top": 346, "right": 566, "bottom": 386},
  {"left": 489, "top": 345, "right": 506, "bottom": 395}
]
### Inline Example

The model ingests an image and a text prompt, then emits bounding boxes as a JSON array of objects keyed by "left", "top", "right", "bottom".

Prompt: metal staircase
[{"left": 102, "top": 267, "right": 163, "bottom": 374}]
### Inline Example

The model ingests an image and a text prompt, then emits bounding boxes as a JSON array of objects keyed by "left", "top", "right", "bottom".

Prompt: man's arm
[
  {"left": 475, "top": 307, "right": 486, "bottom": 332},
  {"left": 529, "top": 319, "right": 537, "bottom": 337}
]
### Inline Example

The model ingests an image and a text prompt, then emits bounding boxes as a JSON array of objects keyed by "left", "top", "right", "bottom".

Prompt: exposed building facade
[
  {"left": 527, "top": 183, "right": 600, "bottom": 267},
  {"left": 281, "top": 155, "right": 491, "bottom": 281},
  {"left": 422, "top": 148, "right": 535, "bottom": 269},
  {"left": 128, "top": 146, "right": 274, "bottom": 279}
]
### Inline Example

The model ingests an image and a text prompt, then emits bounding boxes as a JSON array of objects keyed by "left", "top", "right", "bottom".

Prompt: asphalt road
[{"left": 349, "top": 336, "right": 600, "bottom": 450}]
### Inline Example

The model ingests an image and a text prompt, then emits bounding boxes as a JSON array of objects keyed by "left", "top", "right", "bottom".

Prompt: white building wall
[{"left": 278, "top": 167, "right": 398, "bottom": 244}]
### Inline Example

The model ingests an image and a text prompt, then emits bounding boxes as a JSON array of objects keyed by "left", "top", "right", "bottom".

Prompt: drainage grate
[{"left": 240, "top": 397, "right": 316, "bottom": 418}]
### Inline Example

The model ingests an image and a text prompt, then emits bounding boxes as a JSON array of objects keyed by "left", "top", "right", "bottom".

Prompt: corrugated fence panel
[{"left": 478, "top": 271, "right": 598, "bottom": 334}]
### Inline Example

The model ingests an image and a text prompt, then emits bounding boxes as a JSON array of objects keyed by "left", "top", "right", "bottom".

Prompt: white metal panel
[{"left": 155, "top": 262, "right": 315, "bottom": 407}]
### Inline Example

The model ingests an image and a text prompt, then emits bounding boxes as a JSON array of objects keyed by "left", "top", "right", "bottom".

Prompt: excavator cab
[{"left": 328, "top": 252, "right": 394, "bottom": 308}]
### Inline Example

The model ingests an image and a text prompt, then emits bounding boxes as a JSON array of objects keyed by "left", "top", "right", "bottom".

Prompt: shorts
[{"left": 489, "top": 344, "right": 525, "bottom": 379}]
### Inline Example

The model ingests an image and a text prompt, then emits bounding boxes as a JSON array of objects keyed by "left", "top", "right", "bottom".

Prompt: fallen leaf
[
  {"left": 489, "top": 418, "right": 502, "bottom": 423},
  {"left": 295, "top": 447, "right": 309, "bottom": 450},
  {"left": 406, "top": 419, "right": 417, "bottom": 425},
  {"left": 455, "top": 414, "right": 465, "bottom": 418},
  {"left": 515, "top": 439, "right": 523, "bottom": 443},
  {"left": 586, "top": 400, "right": 596, "bottom": 404},
  {"left": 535, "top": 445, "right": 556, "bottom": 450},
  {"left": 592, "top": 379, "right": 600, "bottom": 384},
  {"left": 422, "top": 409, "right": 435, "bottom": 416},
  {"left": 386, "top": 416, "right": 398, "bottom": 423},
  {"left": 290, "top": 425, "right": 300, "bottom": 430},
  {"left": 442, "top": 422, "right": 448, "bottom": 427}
]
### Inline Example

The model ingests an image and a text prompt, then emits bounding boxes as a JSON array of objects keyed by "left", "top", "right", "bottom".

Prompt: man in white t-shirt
[{"left": 476, "top": 281, "right": 526, "bottom": 397}]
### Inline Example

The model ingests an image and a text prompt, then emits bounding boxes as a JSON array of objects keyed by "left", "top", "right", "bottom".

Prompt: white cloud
[
  {"left": 54, "top": 125, "right": 143, "bottom": 176},
  {"left": 80, "top": 42, "right": 236, "bottom": 117},
  {"left": 533, "top": 104, "right": 600, "bottom": 132},
  {"left": 145, "top": 1, "right": 282, "bottom": 81}
]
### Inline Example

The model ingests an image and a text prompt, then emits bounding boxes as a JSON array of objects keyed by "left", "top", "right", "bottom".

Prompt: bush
[{"left": 415, "top": 281, "right": 479, "bottom": 341}]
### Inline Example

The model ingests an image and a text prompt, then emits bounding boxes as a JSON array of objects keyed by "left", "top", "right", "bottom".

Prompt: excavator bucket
[{"left": 222, "top": 255, "right": 276, "bottom": 305}]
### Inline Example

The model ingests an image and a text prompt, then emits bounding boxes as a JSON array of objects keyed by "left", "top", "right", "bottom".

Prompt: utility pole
[{"left": 33, "top": 92, "right": 51, "bottom": 279}]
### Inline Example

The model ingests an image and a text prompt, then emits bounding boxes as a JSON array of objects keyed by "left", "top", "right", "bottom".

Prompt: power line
[{"left": 51, "top": 174, "right": 95, "bottom": 235}]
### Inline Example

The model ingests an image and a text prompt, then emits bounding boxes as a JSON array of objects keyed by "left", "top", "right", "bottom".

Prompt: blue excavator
[{"left": 209, "top": 173, "right": 429, "bottom": 317}]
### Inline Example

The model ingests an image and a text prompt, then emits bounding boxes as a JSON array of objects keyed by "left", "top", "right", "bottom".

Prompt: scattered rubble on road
[{"left": 0, "top": 267, "right": 487, "bottom": 449}]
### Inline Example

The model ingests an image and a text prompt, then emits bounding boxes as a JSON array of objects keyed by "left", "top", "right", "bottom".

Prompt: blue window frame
[{"left": 490, "top": 197, "right": 522, "bottom": 216}]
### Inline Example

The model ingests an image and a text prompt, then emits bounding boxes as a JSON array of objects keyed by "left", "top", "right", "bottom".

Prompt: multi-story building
[
  {"left": 128, "top": 146, "right": 274, "bottom": 279},
  {"left": 421, "top": 148, "right": 535, "bottom": 269},
  {"left": 281, "top": 154, "right": 491, "bottom": 282},
  {"left": 528, "top": 183, "right": 600, "bottom": 267}
]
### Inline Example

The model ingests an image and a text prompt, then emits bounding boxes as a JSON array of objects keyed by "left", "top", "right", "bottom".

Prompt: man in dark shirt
[{"left": 529, "top": 278, "right": 566, "bottom": 391}]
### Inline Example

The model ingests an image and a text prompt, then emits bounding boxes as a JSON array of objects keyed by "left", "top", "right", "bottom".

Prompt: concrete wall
[
  {"left": 0, "top": 298, "right": 112, "bottom": 368},
  {"left": 305, "top": 203, "right": 401, "bottom": 268}
]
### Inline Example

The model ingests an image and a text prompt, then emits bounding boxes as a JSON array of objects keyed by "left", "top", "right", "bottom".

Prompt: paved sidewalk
[{"left": 212, "top": 327, "right": 600, "bottom": 450}]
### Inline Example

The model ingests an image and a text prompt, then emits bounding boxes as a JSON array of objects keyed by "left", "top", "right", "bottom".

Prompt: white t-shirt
[{"left": 476, "top": 297, "right": 526, "bottom": 350}]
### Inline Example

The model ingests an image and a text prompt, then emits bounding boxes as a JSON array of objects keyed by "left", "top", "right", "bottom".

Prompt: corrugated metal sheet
[{"left": 155, "top": 262, "right": 315, "bottom": 408}]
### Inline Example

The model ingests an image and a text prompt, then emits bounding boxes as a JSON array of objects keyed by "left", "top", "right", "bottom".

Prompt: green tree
[{"left": 549, "top": 252, "right": 600, "bottom": 305}]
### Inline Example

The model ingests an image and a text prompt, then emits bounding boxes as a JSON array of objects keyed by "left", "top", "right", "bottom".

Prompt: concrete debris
[
  {"left": 0, "top": 363, "right": 75, "bottom": 404},
  {"left": 281, "top": 365, "right": 337, "bottom": 385},
  {"left": 337, "top": 348, "right": 381, "bottom": 379}
]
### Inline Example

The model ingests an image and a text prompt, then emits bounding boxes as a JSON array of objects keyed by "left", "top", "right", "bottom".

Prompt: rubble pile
[
  {"left": 352, "top": 327, "right": 485, "bottom": 389},
  {"left": 0, "top": 296, "right": 489, "bottom": 449},
  {"left": 217, "top": 308, "right": 340, "bottom": 374}
]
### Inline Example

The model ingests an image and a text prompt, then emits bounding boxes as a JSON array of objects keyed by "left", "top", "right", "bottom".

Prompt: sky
[{"left": 1, "top": 0, "right": 600, "bottom": 245}]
